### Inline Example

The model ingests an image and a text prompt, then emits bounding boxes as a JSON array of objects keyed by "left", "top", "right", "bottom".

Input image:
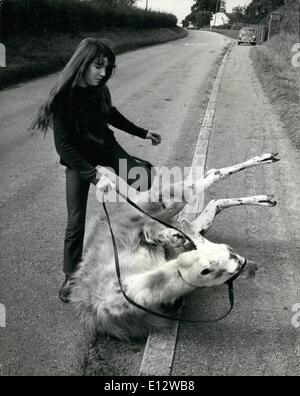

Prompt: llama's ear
[
  {"left": 180, "top": 218, "right": 194, "bottom": 236},
  {"left": 141, "top": 226, "right": 158, "bottom": 245}
]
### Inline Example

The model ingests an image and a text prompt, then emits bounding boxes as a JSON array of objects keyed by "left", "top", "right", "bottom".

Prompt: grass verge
[
  {"left": 251, "top": 32, "right": 300, "bottom": 148},
  {"left": 0, "top": 27, "right": 187, "bottom": 91}
]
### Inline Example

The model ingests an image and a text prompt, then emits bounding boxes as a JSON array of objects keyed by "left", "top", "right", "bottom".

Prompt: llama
[{"left": 70, "top": 153, "right": 279, "bottom": 340}]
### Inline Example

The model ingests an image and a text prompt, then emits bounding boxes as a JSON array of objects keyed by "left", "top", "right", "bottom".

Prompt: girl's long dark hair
[{"left": 30, "top": 38, "right": 116, "bottom": 134}]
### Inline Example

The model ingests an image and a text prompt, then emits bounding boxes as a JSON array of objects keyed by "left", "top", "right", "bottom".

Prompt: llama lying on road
[{"left": 70, "top": 153, "right": 279, "bottom": 340}]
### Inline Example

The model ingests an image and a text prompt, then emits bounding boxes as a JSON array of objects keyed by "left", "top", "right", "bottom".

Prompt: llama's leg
[
  {"left": 96, "top": 153, "right": 280, "bottom": 218},
  {"left": 138, "top": 153, "right": 280, "bottom": 219},
  {"left": 189, "top": 195, "right": 277, "bottom": 235},
  {"left": 183, "top": 153, "right": 280, "bottom": 203},
  {"left": 132, "top": 154, "right": 279, "bottom": 219},
  {"left": 152, "top": 153, "right": 280, "bottom": 218}
]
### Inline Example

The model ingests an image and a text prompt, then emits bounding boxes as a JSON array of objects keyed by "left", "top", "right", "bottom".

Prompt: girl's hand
[
  {"left": 95, "top": 175, "right": 116, "bottom": 203},
  {"left": 146, "top": 131, "right": 162, "bottom": 146}
]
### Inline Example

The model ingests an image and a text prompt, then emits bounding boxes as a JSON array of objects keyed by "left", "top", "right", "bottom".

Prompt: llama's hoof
[
  {"left": 258, "top": 195, "right": 277, "bottom": 207},
  {"left": 259, "top": 153, "right": 280, "bottom": 163},
  {"left": 59, "top": 276, "right": 73, "bottom": 303}
]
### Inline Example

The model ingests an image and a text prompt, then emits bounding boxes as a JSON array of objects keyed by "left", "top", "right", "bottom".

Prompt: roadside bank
[{"left": 251, "top": 0, "right": 300, "bottom": 149}]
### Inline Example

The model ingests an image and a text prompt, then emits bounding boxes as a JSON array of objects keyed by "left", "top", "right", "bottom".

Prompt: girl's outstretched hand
[{"left": 146, "top": 131, "right": 162, "bottom": 146}]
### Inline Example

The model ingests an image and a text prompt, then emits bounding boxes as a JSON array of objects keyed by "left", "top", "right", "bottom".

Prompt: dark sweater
[{"left": 53, "top": 85, "right": 148, "bottom": 184}]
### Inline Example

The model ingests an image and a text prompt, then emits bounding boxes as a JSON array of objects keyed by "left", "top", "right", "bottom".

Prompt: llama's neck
[{"left": 123, "top": 259, "right": 195, "bottom": 307}]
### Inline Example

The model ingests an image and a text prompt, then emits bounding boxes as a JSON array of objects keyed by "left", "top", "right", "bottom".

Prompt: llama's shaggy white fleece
[{"left": 70, "top": 153, "right": 278, "bottom": 340}]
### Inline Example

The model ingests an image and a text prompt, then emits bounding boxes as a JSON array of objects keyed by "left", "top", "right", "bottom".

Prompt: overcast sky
[{"left": 137, "top": 0, "right": 253, "bottom": 22}]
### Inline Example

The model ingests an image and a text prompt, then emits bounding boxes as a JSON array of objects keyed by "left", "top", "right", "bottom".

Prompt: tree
[
  {"left": 191, "top": 1, "right": 219, "bottom": 13},
  {"left": 231, "top": 5, "right": 247, "bottom": 22},
  {"left": 194, "top": 10, "right": 212, "bottom": 28},
  {"left": 192, "top": 0, "right": 226, "bottom": 12},
  {"left": 245, "top": 0, "right": 285, "bottom": 23},
  {"left": 182, "top": 19, "right": 190, "bottom": 28},
  {"left": 183, "top": 0, "right": 227, "bottom": 29},
  {"left": 220, "top": 0, "right": 226, "bottom": 11}
]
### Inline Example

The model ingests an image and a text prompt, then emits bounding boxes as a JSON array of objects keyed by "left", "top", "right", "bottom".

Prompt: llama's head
[{"left": 176, "top": 219, "right": 258, "bottom": 287}]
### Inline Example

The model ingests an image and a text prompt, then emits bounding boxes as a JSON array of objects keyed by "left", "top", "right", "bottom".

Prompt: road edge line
[{"left": 139, "top": 42, "right": 234, "bottom": 377}]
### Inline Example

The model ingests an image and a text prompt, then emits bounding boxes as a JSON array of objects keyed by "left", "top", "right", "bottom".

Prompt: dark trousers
[{"left": 63, "top": 143, "right": 152, "bottom": 276}]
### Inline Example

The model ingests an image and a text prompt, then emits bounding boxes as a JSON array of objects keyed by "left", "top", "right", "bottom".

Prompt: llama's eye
[{"left": 201, "top": 269, "right": 212, "bottom": 276}]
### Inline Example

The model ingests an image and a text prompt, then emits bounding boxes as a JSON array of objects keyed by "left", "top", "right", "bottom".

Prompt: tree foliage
[
  {"left": 244, "top": 0, "right": 286, "bottom": 22},
  {"left": 3, "top": 0, "right": 176, "bottom": 38},
  {"left": 230, "top": 5, "right": 247, "bottom": 23},
  {"left": 184, "top": 0, "right": 227, "bottom": 28},
  {"left": 230, "top": 0, "right": 286, "bottom": 24},
  {"left": 184, "top": 0, "right": 226, "bottom": 29},
  {"left": 191, "top": 0, "right": 226, "bottom": 13},
  {"left": 184, "top": 0, "right": 287, "bottom": 27}
]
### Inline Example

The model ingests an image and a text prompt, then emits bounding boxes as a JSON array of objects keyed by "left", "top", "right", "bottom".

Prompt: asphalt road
[
  {"left": 1, "top": 30, "right": 298, "bottom": 377},
  {"left": 0, "top": 31, "right": 231, "bottom": 376},
  {"left": 172, "top": 43, "right": 300, "bottom": 376}
]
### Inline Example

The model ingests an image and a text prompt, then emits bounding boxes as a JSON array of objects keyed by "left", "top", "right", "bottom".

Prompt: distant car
[{"left": 238, "top": 28, "right": 257, "bottom": 46}]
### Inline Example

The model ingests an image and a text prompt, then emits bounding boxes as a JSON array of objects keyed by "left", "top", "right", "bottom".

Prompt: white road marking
[
  {"left": 138, "top": 42, "right": 234, "bottom": 377},
  {"left": 184, "top": 43, "right": 209, "bottom": 46}
]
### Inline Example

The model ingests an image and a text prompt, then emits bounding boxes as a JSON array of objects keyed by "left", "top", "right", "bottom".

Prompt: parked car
[{"left": 238, "top": 28, "right": 257, "bottom": 46}]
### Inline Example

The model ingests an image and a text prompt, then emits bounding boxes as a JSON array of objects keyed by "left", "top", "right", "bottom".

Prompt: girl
[{"left": 32, "top": 38, "right": 161, "bottom": 302}]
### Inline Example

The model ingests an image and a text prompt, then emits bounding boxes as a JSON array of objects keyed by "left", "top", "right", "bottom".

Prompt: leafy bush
[{"left": 2, "top": 0, "right": 178, "bottom": 40}]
